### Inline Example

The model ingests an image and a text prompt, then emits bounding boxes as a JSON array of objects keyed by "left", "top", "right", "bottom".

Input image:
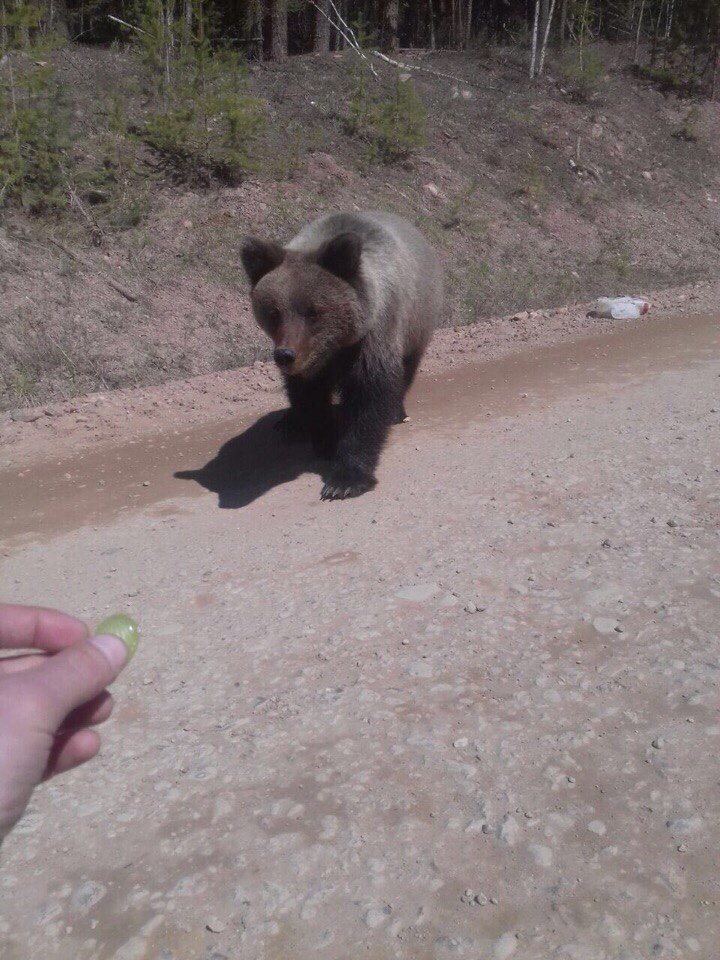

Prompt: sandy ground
[
  {"left": 2, "top": 279, "right": 718, "bottom": 473},
  {"left": 1, "top": 303, "right": 719, "bottom": 959}
]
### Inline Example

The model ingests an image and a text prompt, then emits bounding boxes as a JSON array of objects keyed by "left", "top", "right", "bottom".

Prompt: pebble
[
  {"left": 666, "top": 816, "right": 703, "bottom": 835},
  {"left": 436, "top": 935, "right": 473, "bottom": 953},
  {"left": 677, "top": 843, "right": 688, "bottom": 853},
  {"left": 666, "top": 519, "right": 677, "bottom": 527},
  {"left": 474, "top": 893, "right": 488, "bottom": 906},
  {"left": 206, "top": 917, "right": 226, "bottom": 933},
  {"left": 587, "top": 820, "right": 607, "bottom": 836},
  {"left": 408, "top": 660, "right": 433, "bottom": 678},
  {"left": 71, "top": 880, "right": 107, "bottom": 910},
  {"left": 9, "top": 408, "right": 41, "bottom": 423},
  {"left": 396, "top": 583, "right": 439, "bottom": 603},
  {"left": 464, "top": 602, "right": 477, "bottom": 614},
  {"left": 499, "top": 815, "right": 521, "bottom": 846},
  {"left": 494, "top": 932, "right": 518, "bottom": 959},
  {"left": 651, "top": 737, "right": 664, "bottom": 749},
  {"left": 362, "top": 903, "right": 391, "bottom": 928},
  {"left": 528, "top": 844, "right": 553, "bottom": 867},
  {"left": 592, "top": 617, "right": 619, "bottom": 635}
]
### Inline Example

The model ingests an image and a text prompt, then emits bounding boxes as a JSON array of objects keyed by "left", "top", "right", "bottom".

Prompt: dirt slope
[{"left": 2, "top": 44, "right": 720, "bottom": 410}]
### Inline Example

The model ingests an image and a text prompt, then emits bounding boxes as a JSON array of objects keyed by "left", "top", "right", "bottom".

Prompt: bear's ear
[
  {"left": 241, "top": 237, "right": 285, "bottom": 287},
  {"left": 316, "top": 232, "right": 362, "bottom": 284}
]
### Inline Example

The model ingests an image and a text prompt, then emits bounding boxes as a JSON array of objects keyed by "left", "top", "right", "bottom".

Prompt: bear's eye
[
  {"left": 304, "top": 305, "right": 319, "bottom": 322},
  {"left": 266, "top": 307, "right": 281, "bottom": 329}
]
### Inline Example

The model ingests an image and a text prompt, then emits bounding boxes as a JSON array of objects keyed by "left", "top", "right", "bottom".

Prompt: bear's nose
[{"left": 273, "top": 347, "right": 296, "bottom": 368}]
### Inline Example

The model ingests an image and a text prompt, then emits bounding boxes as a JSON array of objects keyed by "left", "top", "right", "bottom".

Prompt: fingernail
[{"left": 90, "top": 634, "right": 129, "bottom": 672}]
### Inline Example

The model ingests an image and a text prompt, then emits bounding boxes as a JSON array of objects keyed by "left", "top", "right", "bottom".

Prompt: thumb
[{"left": 28, "top": 634, "right": 129, "bottom": 729}]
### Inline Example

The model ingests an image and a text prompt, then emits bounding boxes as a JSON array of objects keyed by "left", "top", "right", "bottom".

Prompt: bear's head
[{"left": 240, "top": 232, "right": 365, "bottom": 378}]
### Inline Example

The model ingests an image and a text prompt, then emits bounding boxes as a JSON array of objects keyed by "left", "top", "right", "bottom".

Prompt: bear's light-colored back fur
[{"left": 286, "top": 211, "right": 443, "bottom": 364}]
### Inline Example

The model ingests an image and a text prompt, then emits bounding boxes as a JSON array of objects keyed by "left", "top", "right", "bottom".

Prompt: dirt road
[{"left": 1, "top": 311, "right": 719, "bottom": 960}]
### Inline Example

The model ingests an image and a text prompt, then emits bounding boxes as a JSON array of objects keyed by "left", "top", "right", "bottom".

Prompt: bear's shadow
[{"left": 174, "top": 410, "right": 323, "bottom": 509}]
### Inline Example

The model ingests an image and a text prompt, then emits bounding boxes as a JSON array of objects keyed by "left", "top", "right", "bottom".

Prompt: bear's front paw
[{"left": 320, "top": 466, "right": 377, "bottom": 501}]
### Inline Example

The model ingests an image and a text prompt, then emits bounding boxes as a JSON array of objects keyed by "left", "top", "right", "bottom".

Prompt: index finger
[{"left": 0, "top": 604, "right": 89, "bottom": 653}]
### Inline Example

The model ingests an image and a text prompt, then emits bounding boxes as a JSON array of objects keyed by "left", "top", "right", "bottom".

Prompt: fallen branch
[
  {"left": 309, "top": 1, "right": 500, "bottom": 91},
  {"left": 65, "top": 179, "right": 105, "bottom": 246},
  {"left": 50, "top": 239, "right": 139, "bottom": 302},
  {"left": 369, "top": 49, "right": 501, "bottom": 91},
  {"left": 307, "top": 0, "right": 378, "bottom": 77},
  {"left": 107, "top": 14, "right": 148, "bottom": 36}
]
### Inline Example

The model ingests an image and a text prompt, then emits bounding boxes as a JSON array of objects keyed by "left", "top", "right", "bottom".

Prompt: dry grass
[{"left": 2, "top": 42, "right": 719, "bottom": 410}]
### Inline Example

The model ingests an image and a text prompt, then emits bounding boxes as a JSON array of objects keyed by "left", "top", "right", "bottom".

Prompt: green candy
[{"left": 95, "top": 614, "right": 140, "bottom": 659}]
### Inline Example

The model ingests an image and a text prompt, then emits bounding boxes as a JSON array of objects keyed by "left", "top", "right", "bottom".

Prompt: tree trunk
[
  {"left": 1, "top": 0, "right": 9, "bottom": 52},
  {"left": 634, "top": 0, "right": 645, "bottom": 65},
  {"left": 559, "top": 0, "right": 568, "bottom": 51},
  {"left": 579, "top": 0, "right": 589, "bottom": 71},
  {"left": 335, "top": 0, "right": 347, "bottom": 49},
  {"left": 246, "top": 0, "right": 263, "bottom": 60},
  {"left": 665, "top": 0, "right": 675, "bottom": 40},
  {"left": 270, "top": 0, "right": 287, "bottom": 62},
  {"left": 529, "top": 0, "right": 540, "bottom": 77},
  {"left": 650, "top": 1, "right": 661, "bottom": 66},
  {"left": 465, "top": 0, "right": 473, "bottom": 47},
  {"left": 428, "top": 0, "right": 436, "bottom": 49},
  {"left": 662, "top": 0, "right": 674, "bottom": 67},
  {"left": 538, "top": 0, "right": 556, "bottom": 76},
  {"left": 381, "top": 0, "right": 400, "bottom": 52},
  {"left": 541, "top": 0, "right": 549, "bottom": 41},
  {"left": 314, "top": 0, "right": 330, "bottom": 52}
]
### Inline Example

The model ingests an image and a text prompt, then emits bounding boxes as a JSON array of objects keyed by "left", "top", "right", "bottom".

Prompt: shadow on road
[{"left": 174, "top": 409, "right": 322, "bottom": 509}]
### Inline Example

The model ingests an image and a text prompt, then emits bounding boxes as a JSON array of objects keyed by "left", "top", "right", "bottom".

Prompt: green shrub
[
  {"left": 557, "top": 47, "right": 604, "bottom": 102},
  {"left": 133, "top": 0, "right": 264, "bottom": 184},
  {"left": 142, "top": 58, "right": 264, "bottom": 183},
  {"left": 0, "top": 3, "right": 69, "bottom": 211},
  {"left": 345, "top": 70, "right": 426, "bottom": 165},
  {"left": 671, "top": 104, "right": 700, "bottom": 143},
  {"left": 633, "top": 64, "right": 685, "bottom": 95}
]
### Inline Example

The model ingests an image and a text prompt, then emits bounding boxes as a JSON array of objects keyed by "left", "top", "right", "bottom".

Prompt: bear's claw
[{"left": 320, "top": 474, "right": 376, "bottom": 501}]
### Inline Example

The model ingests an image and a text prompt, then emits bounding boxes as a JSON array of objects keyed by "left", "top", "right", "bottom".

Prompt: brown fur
[
  {"left": 248, "top": 252, "right": 364, "bottom": 378},
  {"left": 241, "top": 211, "right": 443, "bottom": 499}
]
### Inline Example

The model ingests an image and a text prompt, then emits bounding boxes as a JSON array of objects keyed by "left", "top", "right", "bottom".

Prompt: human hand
[{"left": 0, "top": 604, "right": 129, "bottom": 840}]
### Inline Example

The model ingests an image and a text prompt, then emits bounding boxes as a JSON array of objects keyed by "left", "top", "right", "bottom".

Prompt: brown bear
[{"left": 241, "top": 211, "right": 443, "bottom": 500}]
